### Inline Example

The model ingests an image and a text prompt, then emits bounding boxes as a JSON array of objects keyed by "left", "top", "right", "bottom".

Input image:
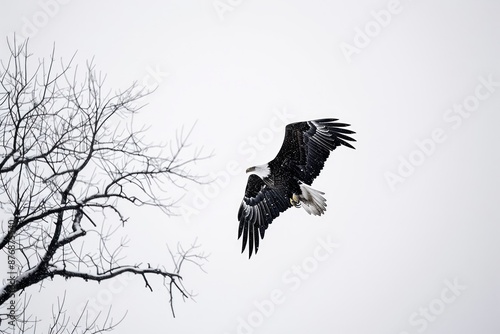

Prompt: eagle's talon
[{"left": 290, "top": 194, "right": 301, "bottom": 208}]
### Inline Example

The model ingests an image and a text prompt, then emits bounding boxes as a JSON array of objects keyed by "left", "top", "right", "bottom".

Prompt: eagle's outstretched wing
[
  {"left": 272, "top": 118, "right": 356, "bottom": 185},
  {"left": 237, "top": 174, "right": 292, "bottom": 258}
]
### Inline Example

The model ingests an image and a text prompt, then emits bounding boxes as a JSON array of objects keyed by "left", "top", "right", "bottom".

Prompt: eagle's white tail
[{"left": 298, "top": 183, "right": 327, "bottom": 216}]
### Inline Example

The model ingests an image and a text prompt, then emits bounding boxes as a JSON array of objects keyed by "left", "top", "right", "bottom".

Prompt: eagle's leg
[{"left": 290, "top": 193, "right": 301, "bottom": 208}]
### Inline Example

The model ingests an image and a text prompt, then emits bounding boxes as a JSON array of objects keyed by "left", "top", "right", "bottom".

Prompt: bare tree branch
[{"left": 0, "top": 38, "right": 210, "bottom": 332}]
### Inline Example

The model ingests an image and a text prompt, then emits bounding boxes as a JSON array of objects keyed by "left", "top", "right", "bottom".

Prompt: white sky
[{"left": 1, "top": 0, "right": 500, "bottom": 333}]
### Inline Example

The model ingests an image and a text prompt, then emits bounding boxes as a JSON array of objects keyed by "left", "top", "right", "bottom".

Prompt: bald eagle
[{"left": 237, "top": 118, "right": 355, "bottom": 258}]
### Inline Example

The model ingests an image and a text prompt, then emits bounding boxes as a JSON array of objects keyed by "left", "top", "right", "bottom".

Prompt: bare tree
[{"left": 0, "top": 39, "right": 209, "bottom": 332}]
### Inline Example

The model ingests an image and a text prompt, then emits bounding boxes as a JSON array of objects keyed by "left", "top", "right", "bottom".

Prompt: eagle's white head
[{"left": 246, "top": 164, "right": 270, "bottom": 179}]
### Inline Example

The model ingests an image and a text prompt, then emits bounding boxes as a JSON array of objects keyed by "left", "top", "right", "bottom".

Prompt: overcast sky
[{"left": 1, "top": 0, "right": 500, "bottom": 333}]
